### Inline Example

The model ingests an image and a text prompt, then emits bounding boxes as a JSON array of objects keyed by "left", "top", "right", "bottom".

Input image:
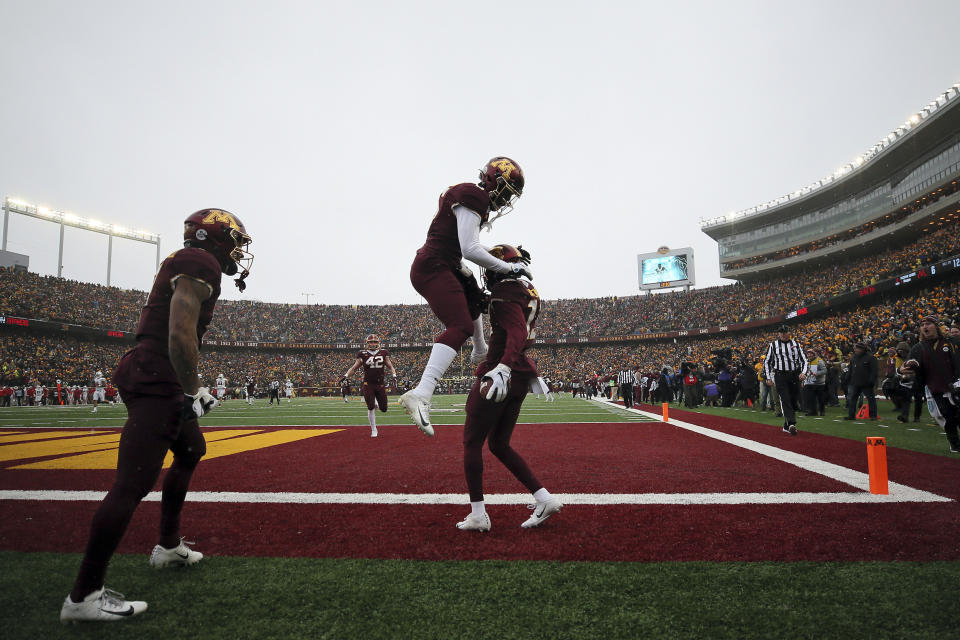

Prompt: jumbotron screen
[{"left": 637, "top": 247, "right": 695, "bottom": 290}]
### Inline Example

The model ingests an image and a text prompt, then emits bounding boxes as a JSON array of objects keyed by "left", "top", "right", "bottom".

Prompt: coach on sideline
[{"left": 764, "top": 324, "right": 808, "bottom": 435}]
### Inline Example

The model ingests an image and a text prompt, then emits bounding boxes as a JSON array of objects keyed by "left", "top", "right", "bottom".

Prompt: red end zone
[{"left": 1, "top": 415, "right": 958, "bottom": 562}]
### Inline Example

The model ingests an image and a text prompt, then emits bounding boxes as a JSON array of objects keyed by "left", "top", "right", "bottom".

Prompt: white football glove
[
  {"left": 182, "top": 387, "right": 216, "bottom": 421},
  {"left": 482, "top": 363, "right": 512, "bottom": 402},
  {"left": 510, "top": 261, "right": 532, "bottom": 280}
]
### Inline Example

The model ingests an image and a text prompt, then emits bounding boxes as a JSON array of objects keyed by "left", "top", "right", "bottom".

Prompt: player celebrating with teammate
[
  {"left": 399, "top": 157, "right": 530, "bottom": 436},
  {"left": 60, "top": 208, "right": 252, "bottom": 623},
  {"left": 343, "top": 334, "right": 397, "bottom": 437},
  {"left": 456, "top": 244, "right": 561, "bottom": 532}
]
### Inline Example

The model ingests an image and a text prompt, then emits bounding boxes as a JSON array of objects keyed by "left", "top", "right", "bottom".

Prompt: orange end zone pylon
[
  {"left": 662, "top": 402, "right": 669, "bottom": 423},
  {"left": 866, "top": 437, "right": 889, "bottom": 494}
]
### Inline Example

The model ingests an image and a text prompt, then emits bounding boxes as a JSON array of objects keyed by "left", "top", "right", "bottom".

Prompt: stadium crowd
[
  {"left": 2, "top": 217, "right": 958, "bottom": 343},
  {"left": 3, "top": 279, "right": 957, "bottom": 410}
]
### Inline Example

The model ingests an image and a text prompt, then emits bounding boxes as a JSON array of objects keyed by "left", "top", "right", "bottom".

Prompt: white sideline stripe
[
  {"left": 0, "top": 489, "right": 949, "bottom": 505},
  {"left": 590, "top": 398, "right": 951, "bottom": 502}
]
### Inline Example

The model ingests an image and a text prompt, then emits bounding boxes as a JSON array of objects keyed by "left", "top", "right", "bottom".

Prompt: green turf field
[
  {"left": 1, "top": 394, "right": 957, "bottom": 639},
  {"left": 0, "top": 394, "right": 656, "bottom": 428},
  {"left": 0, "top": 393, "right": 949, "bottom": 456},
  {"left": 3, "top": 552, "right": 957, "bottom": 640}
]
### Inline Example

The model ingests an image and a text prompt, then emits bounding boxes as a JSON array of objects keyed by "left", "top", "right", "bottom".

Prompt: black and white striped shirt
[
  {"left": 764, "top": 339, "right": 808, "bottom": 379},
  {"left": 617, "top": 369, "right": 636, "bottom": 386}
]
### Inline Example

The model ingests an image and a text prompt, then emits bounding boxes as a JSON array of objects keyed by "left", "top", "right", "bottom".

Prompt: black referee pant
[
  {"left": 621, "top": 383, "right": 634, "bottom": 409},
  {"left": 774, "top": 370, "right": 802, "bottom": 427}
]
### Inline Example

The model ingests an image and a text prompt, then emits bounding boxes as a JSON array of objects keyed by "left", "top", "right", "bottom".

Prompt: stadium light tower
[{"left": 2, "top": 196, "right": 161, "bottom": 285}]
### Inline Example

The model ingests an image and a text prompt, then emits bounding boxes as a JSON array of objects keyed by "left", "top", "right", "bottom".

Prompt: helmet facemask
[{"left": 225, "top": 227, "right": 254, "bottom": 291}]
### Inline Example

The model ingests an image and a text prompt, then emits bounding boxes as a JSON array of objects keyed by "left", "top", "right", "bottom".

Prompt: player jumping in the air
[
  {"left": 399, "top": 157, "right": 529, "bottom": 436},
  {"left": 343, "top": 334, "right": 397, "bottom": 437}
]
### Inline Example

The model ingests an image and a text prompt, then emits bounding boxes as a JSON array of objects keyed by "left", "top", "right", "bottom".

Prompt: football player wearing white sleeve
[{"left": 399, "top": 157, "right": 528, "bottom": 437}]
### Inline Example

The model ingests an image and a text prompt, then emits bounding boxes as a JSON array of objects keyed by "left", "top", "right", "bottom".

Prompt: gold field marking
[
  {"left": 10, "top": 429, "right": 261, "bottom": 470},
  {"left": 183, "top": 429, "right": 342, "bottom": 464},
  {"left": 0, "top": 433, "right": 122, "bottom": 463},
  {"left": 0, "top": 431, "right": 107, "bottom": 444},
  {"left": 10, "top": 429, "right": 340, "bottom": 470}
]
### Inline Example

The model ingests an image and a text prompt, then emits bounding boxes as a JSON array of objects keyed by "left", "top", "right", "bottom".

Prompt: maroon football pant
[
  {"left": 362, "top": 382, "right": 388, "bottom": 411},
  {"left": 410, "top": 253, "right": 473, "bottom": 349},
  {"left": 462, "top": 375, "right": 542, "bottom": 502},
  {"left": 71, "top": 391, "right": 206, "bottom": 600}
]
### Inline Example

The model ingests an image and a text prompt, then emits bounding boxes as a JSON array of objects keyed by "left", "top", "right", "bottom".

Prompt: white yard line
[
  {"left": 590, "top": 398, "right": 949, "bottom": 501},
  {"left": 0, "top": 489, "right": 949, "bottom": 505}
]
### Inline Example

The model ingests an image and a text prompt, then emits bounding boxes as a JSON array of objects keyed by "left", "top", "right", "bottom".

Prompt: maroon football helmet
[
  {"left": 478, "top": 157, "right": 524, "bottom": 218},
  {"left": 483, "top": 244, "right": 531, "bottom": 289},
  {"left": 365, "top": 334, "right": 381, "bottom": 350},
  {"left": 183, "top": 208, "right": 253, "bottom": 291}
]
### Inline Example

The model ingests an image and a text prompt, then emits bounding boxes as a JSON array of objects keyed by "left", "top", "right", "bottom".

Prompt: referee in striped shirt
[
  {"left": 764, "top": 324, "right": 808, "bottom": 435},
  {"left": 617, "top": 367, "right": 637, "bottom": 409}
]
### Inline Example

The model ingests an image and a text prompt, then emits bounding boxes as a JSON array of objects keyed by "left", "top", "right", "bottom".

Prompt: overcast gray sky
[{"left": 1, "top": 0, "right": 958, "bottom": 305}]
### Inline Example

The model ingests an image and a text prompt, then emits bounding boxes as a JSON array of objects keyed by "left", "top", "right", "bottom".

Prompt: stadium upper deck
[{"left": 702, "top": 83, "right": 960, "bottom": 281}]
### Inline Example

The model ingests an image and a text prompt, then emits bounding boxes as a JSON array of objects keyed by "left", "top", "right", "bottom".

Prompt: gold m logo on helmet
[
  {"left": 490, "top": 159, "right": 516, "bottom": 180},
  {"left": 201, "top": 209, "right": 240, "bottom": 231}
]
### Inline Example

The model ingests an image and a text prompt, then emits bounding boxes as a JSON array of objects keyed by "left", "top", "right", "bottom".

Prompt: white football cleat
[
  {"left": 456, "top": 512, "right": 491, "bottom": 532},
  {"left": 399, "top": 391, "right": 434, "bottom": 436},
  {"left": 469, "top": 347, "right": 488, "bottom": 365},
  {"left": 371, "top": 428, "right": 378, "bottom": 438},
  {"left": 149, "top": 539, "right": 203, "bottom": 568},
  {"left": 521, "top": 498, "right": 563, "bottom": 528},
  {"left": 60, "top": 588, "right": 147, "bottom": 623}
]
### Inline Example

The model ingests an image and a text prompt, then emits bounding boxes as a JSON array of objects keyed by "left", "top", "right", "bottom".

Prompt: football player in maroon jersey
[
  {"left": 399, "top": 157, "right": 530, "bottom": 437},
  {"left": 456, "top": 244, "right": 561, "bottom": 532},
  {"left": 61, "top": 209, "right": 252, "bottom": 623},
  {"left": 343, "top": 334, "right": 397, "bottom": 437}
]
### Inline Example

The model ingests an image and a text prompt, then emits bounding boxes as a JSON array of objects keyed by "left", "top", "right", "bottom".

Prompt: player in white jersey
[
  {"left": 284, "top": 379, "right": 294, "bottom": 403},
  {"left": 91, "top": 370, "right": 106, "bottom": 413},
  {"left": 34, "top": 383, "right": 45, "bottom": 406},
  {"left": 244, "top": 375, "right": 255, "bottom": 405},
  {"left": 216, "top": 374, "right": 227, "bottom": 406}
]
